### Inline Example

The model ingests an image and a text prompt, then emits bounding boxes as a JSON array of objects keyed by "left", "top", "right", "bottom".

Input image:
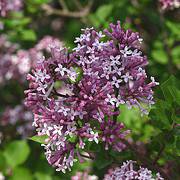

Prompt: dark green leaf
[
  {"left": 95, "top": 152, "right": 113, "bottom": 169},
  {"left": 160, "top": 75, "right": 180, "bottom": 104}
]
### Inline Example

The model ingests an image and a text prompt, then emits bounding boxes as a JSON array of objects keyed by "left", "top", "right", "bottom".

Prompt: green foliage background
[{"left": 0, "top": 0, "right": 179, "bottom": 179}]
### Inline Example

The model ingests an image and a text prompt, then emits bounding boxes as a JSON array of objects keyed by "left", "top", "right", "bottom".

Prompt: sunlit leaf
[
  {"left": 4, "top": 140, "right": 30, "bottom": 168},
  {"left": 29, "top": 135, "right": 48, "bottom": 144},
  {"left": 10, "top": 167, "right": 33, "bottom": 180}
]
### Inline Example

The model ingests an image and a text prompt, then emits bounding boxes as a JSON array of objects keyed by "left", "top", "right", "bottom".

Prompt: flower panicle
[{"left": 25, "top": 21, "right": 158, "bottom": 172}]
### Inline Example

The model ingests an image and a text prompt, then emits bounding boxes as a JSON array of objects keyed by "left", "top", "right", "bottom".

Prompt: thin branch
[
  {"left": 42, "top": 1, "right": 93, "bottom": 18},
  {"left": 80, "top": 153, "right": 94, "bottom": 160},
  {"left": 52, "top": 87, "right": 69, "bottom": 98},
  {"left": 113, "top": 88, "right": 119, "bottom": 123}
]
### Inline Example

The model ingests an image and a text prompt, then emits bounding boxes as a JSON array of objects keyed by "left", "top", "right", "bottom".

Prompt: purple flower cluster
[
  {"left": 0, "top": 0, "right": 23, "bottom": 17},
  {"left": 159, "top": 0, "right": 180, "bottom": 10},
  {"left": 0, "top": 104, "right": 34, "bottom": 139},
  {"left": 73, "top": 22, "right": 158, "bottom": 114},
  {"left": 0, "top": 35, "right": 63, "bottom": 84},
  {"left": 103, "top": 160, "right": 164, "bottom": 180},
  {"left": 25, "top": 21, "right": 158, "bottom": 173}
]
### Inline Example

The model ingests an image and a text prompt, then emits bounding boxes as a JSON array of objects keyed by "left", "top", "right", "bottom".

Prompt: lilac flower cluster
[
  {"left": 159, "top": 0, "right": 180, "bottom": 10},
  {"left": 73, "top": 22, "right": 158, "bottom": 114},
  {"left": 25, "top": 21, "right": 158, "bottom": 173},
  {"left": 0, "top": 35, "right": 63, "bottom": 84},
  {"left": 0, "top": 0, "right": 23, "bottom": 17},
  {"left": 104, "top": 160, "right": 164, "bottom": 180},
  {"left": 0, "top": 104, "right": 34, "bottom": 139}
]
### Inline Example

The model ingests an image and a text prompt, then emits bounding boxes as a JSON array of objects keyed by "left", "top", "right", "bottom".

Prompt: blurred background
[{"left": 0, "top": 0, "right": 179, "bottom": 179}]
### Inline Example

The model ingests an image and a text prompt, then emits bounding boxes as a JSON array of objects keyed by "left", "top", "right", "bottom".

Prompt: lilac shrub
[
  {"left": 103, "top": 160, "right": 164, "bottom": 180},
  {"left": 25, "top": 21, "right": 158, "bottom": 173}
]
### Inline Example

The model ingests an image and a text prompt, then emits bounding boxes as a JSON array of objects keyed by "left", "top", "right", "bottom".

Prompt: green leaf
[
  {"left": 173, "top": 126, "right": 180, "bottom": 137},
  {"left": 20, "top": 29, "right": 37, "bottom": 41},
  {"left": 89, "top": 14, "right": 101, "bottom": 27},
  {"left": 5, "top": 18, "right": 31, "bottom": 28},
  {"left": 150, "top": 138, "right": 161, "bottom": 151},
  {"left": 110, "top": 150, "right": 132, "bottom": 161},
  {"left": 160, "top": 75, "right": 180, "bottom": 104},
  {"left": 166, "top": 130, "right": 175, "bottom": 145},
  {"left": 118, "top": 104, "right": 143, "bottom": 131},
  {"left": 95, "top": 152, "right": 113, "bottom": 169},
  {"left": 151, "top": 41, "right": 168, "bottom": 64},
  {"left": 149, "top": 100, "right": 172, "bottom": 130},
  {"left": 68, "top": 135, "right": 77, "bottom": 143},
  {"left": 54, "top": 80, "right": 62, "bottom": 89},
  {"left": 34, "top": 172, "right": 52, "bottom": 180},
  {"left": 166, "top": 21, "right": 180, "bottom": 37},
  {"left": 29, "top": 135, "right": 48, "bottom": 144},
  {"left": 0, "top": 151, "right": 7, "bottom": 173},
  {"left": 95, "top": 4, "right": 113, "bottom": 23},
  {"left": 87, "top": 142, "right": 101, "bottom": 152},
  {"left": 152, "top": 49, "right": 168, "bottom": 64},
  {"left": 172, "top": 110, "right": 180, "bottom": 124},
  {"left": 29, "top": 0, "right": 49, "bottom": 5},
  {"left": 172, "top": 46, "right": 180, "bottom": 65},
  {"left": 4, "top": 140, "right": 30, "bottom": 168},
  {"left": 10, "top": 167, "right": 33, "bottom": 180},
  {"left": 35, "top": 156, "right": 54, "bottom": 175},
  {"left": 175, "top": 137, "right": 180, "bottom": 150}
]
